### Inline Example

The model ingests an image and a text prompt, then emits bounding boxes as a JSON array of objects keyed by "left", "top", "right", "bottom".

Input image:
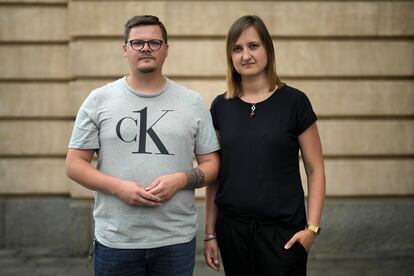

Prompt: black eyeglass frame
[{"left": 128, "top": 39, "right": 164, "bottom": 51}]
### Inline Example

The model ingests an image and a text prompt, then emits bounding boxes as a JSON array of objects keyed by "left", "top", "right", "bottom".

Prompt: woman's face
[{"left": 231, "top": 26, "right": 268, "bottom": 78}]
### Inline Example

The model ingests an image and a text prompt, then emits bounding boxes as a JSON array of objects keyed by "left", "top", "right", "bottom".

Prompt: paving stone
[{"left": 0, "top": 256, "right": 413, "bottom": 276}]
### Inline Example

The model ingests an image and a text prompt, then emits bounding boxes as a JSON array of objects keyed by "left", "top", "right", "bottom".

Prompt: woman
[{"left": 204, "top": 15, "right": 325, "bottom": 276}]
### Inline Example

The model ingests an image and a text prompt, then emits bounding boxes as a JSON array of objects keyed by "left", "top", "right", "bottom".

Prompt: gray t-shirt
[{"left": 68, "top": 77, "right": 220, "bottom": 249}]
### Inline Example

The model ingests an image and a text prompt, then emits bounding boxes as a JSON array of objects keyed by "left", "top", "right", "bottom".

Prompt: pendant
[{"left": 250, "top": 104, "right": 256, "bottom": 118}]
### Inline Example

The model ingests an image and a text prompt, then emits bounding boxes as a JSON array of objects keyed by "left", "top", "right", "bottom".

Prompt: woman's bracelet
[{"left": 204, "top": 233, "right": 217, "bottom": 241}]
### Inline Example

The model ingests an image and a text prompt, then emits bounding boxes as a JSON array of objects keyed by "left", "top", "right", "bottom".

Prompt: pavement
[{"left": 1, "top": 249, "right": 414, "bottom": 276}]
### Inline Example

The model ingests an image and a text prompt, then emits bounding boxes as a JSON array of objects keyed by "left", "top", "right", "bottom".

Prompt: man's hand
[
  {"left": 146, "top": 172, "right": 187, "bottom": 202},
  {"left": 114, "top": 180, "right": 162, "bottom": 207},
  {"left": 204, "top": 239, "right": 221, "bottom": 271},
  {"left": 284, "top": 229, "right": 316, "bottom": 252}
]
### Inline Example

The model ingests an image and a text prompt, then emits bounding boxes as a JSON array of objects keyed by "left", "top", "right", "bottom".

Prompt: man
[{"left": 65, "top": 15, "right": 220, "bottom": 276}]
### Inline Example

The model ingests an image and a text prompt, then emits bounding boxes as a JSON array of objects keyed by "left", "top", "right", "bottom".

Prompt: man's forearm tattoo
[{"left": 185, "top": 167, "right": 206, "bottom": 189}]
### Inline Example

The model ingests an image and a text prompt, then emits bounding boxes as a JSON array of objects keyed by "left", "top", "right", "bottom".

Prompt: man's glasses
[{"left": 128, "top": 39, "right": 164, "bottom": 51}]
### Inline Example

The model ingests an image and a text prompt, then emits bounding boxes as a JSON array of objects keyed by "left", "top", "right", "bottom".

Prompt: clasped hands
[{"left": 115, "top": 172, "right": 187, "bottom": 207}]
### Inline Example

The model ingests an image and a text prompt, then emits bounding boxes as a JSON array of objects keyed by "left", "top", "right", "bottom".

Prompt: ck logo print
[{"left": 116, "top": 107, "right": 174, "bottom": 155}]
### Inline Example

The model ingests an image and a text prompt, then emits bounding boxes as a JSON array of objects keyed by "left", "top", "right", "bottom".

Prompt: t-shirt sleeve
[
  {"left": 194, "top": 95, "right": 220, "bottom": 155},
  {"left": 296, "top": 91, "right": 317, "bottom": 135},
  {"left": 210, "top": 95, "right": 221, "bottom": 131},
  {"left": 68, "top": 92, "right": 100, "bottom": 149}
]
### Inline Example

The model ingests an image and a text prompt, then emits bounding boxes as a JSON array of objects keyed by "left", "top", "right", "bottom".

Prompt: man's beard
[{"left": 139, "top": 66, "right": 156, "bottom": 74}]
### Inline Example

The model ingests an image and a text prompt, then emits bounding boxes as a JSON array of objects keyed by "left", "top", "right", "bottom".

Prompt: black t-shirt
[{"left": 211, "top": 84, "right": 317, "bottom": 226}]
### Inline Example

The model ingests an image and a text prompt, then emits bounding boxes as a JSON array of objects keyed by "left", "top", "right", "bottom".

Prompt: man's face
[{"left": 123, "top": 25, "right": 168, "bottom": 75}]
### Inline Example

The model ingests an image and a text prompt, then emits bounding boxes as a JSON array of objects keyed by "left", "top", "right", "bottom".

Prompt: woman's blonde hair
[{"left": 225, "top": 15, "right": 282, "bottom": 99}]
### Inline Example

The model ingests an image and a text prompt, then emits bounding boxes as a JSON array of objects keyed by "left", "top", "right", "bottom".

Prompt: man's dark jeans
[{"left": 94, "top": 238, "right": 196, "bottom": 276}]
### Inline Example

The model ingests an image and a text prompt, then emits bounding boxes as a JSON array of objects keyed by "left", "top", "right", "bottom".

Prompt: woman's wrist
[{"left": 204, "top": 232, "right": 217, "bottom": 241}]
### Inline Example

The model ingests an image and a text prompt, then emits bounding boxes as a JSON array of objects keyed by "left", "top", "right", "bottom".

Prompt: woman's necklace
[
  {"left": 246, "top": 86, "right": 277, "bottom": 118},
  {"left": 250, "top": 103, "right": 256, "bottom": 118},
  {"left": 243, "top": 85, "right": 278, "bottom": 118}
]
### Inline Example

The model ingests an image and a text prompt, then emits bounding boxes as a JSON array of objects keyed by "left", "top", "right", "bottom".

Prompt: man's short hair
[{"left": 124, "top": 15, "right": 168, "bottom": 44}]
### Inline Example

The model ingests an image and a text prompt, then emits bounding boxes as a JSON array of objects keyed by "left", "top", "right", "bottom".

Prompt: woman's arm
[
  {"left": 300, "top": 123, "right": 326, "bottom": 228},
  {"left": 285, "top": 123, "right": 326, "bottom": 251},
  {"left": 204, "top": 180, "right": 221, "bottom": 271}
]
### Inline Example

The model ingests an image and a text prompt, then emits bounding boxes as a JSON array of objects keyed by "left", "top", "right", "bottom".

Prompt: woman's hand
[
  {"left": 204, "top": 239, "right": 221, "bottom": 271},
  {"left": 284, "top": 229, "right": 316, "bottom": 252}
]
